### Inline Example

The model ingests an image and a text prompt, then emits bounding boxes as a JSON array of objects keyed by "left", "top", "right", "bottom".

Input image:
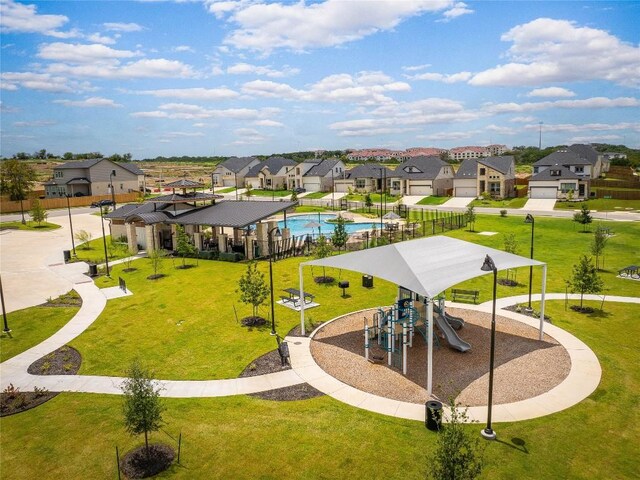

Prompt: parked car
[
  {"left": 90, "top": 199, "right": 115, "bottom": 208},
  {"left": 293, "top": 187, "right": 306, "bottom": 194}
]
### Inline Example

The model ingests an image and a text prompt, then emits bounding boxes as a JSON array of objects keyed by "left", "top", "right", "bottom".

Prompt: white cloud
[
  {"left": 87, "top": 33, "right": 117, "bottom": 45},
  {"left": 523, "top": 122, "right": 640, "bottom": 133},
  {"left": 406, "top": 71, "right": 472, "bottom": 83},
  {"left": 426, "top": 131, "right": 475, "bottom": 141},
  {"left": 569, "top": 134, "right": 622, "bottom": 142},
  {"left": 173, "top": 45, "right": 195, "bottom": 53},
  {"left": 484, "top": 124, "right": 518, "bottom": 135},
  {"left": 137, "top": 87, "right": 239, "bottom": 101},
  {"left": 54, "top": 96, "right": 123, "bottom": 108},
  {"left": 103, "top": 22, "right": 144, "bottom": 32},
  {"left": 526, "top": 87, "right": 575, "bottom": 98},
  {"left": 0, "top": 0, "right": 73, "bottom": 37},
  {"left": 439, "top": 2, "right": 474, "bottom": 22},
  {"left": 215, "top": 0, "right": 455, "bottom": 53},
  {"left": 38, "top": 42, "right": 141, "bottom": 63},
  {"left": 484, "top": 96, "right": 640, "bottom": 114},
  {"left": 227, "top": 63, "right": 300, "bottom": 78},
  {"left": 510, "top": 116, "right": 537, "bottom": 123},
  {"left": 163, "top": 131, "right": 206, "bottom": 138},
  {"left": 47, "top": 58, "right": 197, "bottom": 79},
  {"left": 230, "top": 127, "right": 270, "bottom": 145},
  {"left": 1, "top": 71, "right": 85, "bottom": 93},
  {"left": 131, "top": 103, "right": 278, "bottom": 121},
  {"left": 13, "top": 120, "right": 56, "bottom": 127},
  {"left": 401, "top": 64, "right": 431, "bottom": 72},
  {"left": 470, "top": 18, "right": 640, "bottom": 87},
  {"left": 253, "top": 119, "right": 284, "bottom": 127}
]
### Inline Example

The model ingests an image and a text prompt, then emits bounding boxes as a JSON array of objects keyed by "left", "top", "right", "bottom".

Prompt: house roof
[
  {"left": 147, "top": 192, "right": 221, "bottom": 203},
  {"left": 55, "top": 158, "right": 144, "bottom": 175},
  {"left": 304, "top": 159, "right": 340, "bottom": 177},
  {"left": 343, "top": 163, "right": 392, "bottom": 179},
  {"left": 65, "top": 177, "right": 91, "bottom": 185},
  {"left": 534, "top": 150, "right": 591, "bottom": 167},
  {"left": 246, "top": 156, "right": 297, "bottom": 177},
  {"left": 530, "top": 164, "right": 580, "bottom": 181},
  {"left": 568, "top": 144, "right": 600, "bottom": 165},
  {"left": 477, "top": 156, "right": 514, "bottom": 176},
  {"left": 392, "top": 156, "right": 447, "bottom": 180},
  {"left": 163, "top": 178, "right": 204, "bottom": 188},
  {"left": 454, "top": 158, "right": 478, "bottom": 179},
  {"left": 219, "top": 156, "right": 258, "bottom": 173}
]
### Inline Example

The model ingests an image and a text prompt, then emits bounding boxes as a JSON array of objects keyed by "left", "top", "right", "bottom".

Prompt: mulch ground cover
[
  {"left": 239, "top": 349, "right": 324, "bottom": 401},
  {"left": 120, "top": 443, "right": 175, "bottom": 479}
]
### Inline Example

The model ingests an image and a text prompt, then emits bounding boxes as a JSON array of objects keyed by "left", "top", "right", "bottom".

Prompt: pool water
[{"left": 278, "top": 214, "right": 373, "bottom": 237}]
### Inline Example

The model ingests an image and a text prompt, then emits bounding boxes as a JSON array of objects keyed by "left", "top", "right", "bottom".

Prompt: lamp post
[
  {"left": 268, "top": 226, "right": 281, "bottom": 336},
  {"left": 0, "top": 275, "right": 10, "bottom": 334},
  {"left": 234, "top": 172, "right": 239, "bottom": 200},
  {"left": 99, "top": 205, "right": 111, "bottom": 278},
  {"left": 524, "top": 214, "right": 535, "bottom": 310},
  {"left": 66, "top": 195, "right": 76, "bottom": 257},
  {"left": 480, "top": 254, "right": 498, "bottom": 441},
  {"left": 109, "top": 169, "right": 117, "bottom": 209},
  {"left": 331, "top": 167, "right": 335, "bottom": 211}
]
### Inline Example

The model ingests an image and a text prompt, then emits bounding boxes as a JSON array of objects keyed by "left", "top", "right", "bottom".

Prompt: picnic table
[
  {"left": 281, "top": 288, "right": 315, "bottom": 306},
  {"left": 618, "top": 265, "right": 639, "bottom": 278}
]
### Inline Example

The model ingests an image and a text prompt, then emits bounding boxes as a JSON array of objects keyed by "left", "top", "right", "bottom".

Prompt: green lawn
[
  {"left": 0, "top": 221, "right": 60, "bottom": 231},
  {"left": 72, "top": 235, "right": 132, "bottom": 264},
  {"left": 247, "top": 189, "right": 292, "bottom": 197},
  {"left": 554, "top": 198, "right": 640, "bottom": 212},
  {"left": 346, "top": 193, "right": 400, "bottom": 203},
  {"left": 416, "top": 196, "right": 450, "bottom": 205},
  {"left": 470, "top": 197, "right": 528, "bottom": 208},
  {"left": 2, "top": 300, "right": 638, "bottom": 479},
  {"left": 216, "top": 186, "right": 236, "bottom": 193},
  {"left": 293, "top": 205, "right": 330, "bottom": 213},
  {"left": 0, "top": 298, "right": 80, "bottom": 362},
  {"left": 303, "top": 191, "right": 329, "bottom": 199}
]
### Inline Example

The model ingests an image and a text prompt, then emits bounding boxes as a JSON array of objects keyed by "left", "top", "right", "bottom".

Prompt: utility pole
[{"left": 538, "top": 121, "right": 543, "bottom": 150}]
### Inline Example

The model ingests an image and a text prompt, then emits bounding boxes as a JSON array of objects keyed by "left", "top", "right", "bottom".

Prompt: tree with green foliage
[
  {"left": 573, "top": 203, "right": 592, "bottom": 232},
  {"left": 429, "top": 400, "right": 485, "bottom": 480},
  {"left": 147, "top": 248, "right": 166, "bottom": 279},
  {"left": 122, "top": 359, "right": 165, "bottom": 461},
  {"left": 591, "top": 226, "right": 609, "bottom": 271},
  {"left": 244, "top": 183, "right": 253, "bottom": 199},
  {"left": 465, "top": 205, "right": 476, "bottom": 232},
  {"left": 29, "top": 198, "right": 48, "bottom": 226},
  {"left": 0, "top": 159, "right": 37, "bottom": 224},
  {"left": 314, "top": 235, "right": 333, "bottom": 282},
  {"left": 502, "top": 233, "right": 519, "bottom": 284},
  {"left": 364, "top": 193, "right": 373, "bottom": 212},
  {"left": 568, "top": 255, "right": 604, "bottom": 309},
  {"left": 331, "top": 216, "right": 348, "bottom": 251},
  {"left": 236, "top": 262, "right": 270, "bottom": 320},
  {"left": 290, "top": 189, "right": 298, "bottom": 202},
  {"left": 175, "top": 225, "right": 196, "bottom": 268},
  {"left": 74, "top": 230, "right": 92, "bottom": 249}
]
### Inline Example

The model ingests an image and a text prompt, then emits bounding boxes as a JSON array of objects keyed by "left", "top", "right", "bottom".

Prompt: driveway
[
  {"left": 523, "top": 199, "right": 557, "bottom": 211},
  {"left": 0, "top": 213, "right": 103, "bottom": 313},
  {"left": 441, "top": 197, "right": 474, "bottom": 208}
]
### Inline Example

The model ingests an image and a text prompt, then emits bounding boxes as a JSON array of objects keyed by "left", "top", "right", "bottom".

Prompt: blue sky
[{"left": 1, "top": 0, "right": 639, "bottom": 159}]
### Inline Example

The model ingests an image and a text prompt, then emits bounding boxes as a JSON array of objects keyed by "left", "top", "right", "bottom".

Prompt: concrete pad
[
  {"left": 441, "top": 197, "right": 474, "bottom": 208},
  {"left": 523, "top": 198, "right": 557, "bottom": 211},
  {"left": 101, "top": 286, "right": 133, "bottom": 300}
]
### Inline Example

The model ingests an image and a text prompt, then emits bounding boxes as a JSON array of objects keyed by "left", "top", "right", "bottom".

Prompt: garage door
[
  {"left": 530, "top": 187, "right": 557, "bottom": 199},
  {"left": 303, "top": 181, "right": 321, "bottom": 192},
  {"left": 455, "top": 187, "right": 477, "bottom": 197},
  {"left": 334, "top": 183, "right": 350, "bottom": 193},
  {"left": 409, "top": 185, "right": 432, "bottom": 195}
]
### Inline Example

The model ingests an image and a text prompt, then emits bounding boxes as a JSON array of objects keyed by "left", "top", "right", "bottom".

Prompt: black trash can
[
  {"left": 88, "top": 264, "right": 98, "bottom": 277},
  {"left": 63, "top": 250, "right": 71, "bottom": 263},
  {"left": 425, "top": 400, "right": 443, "bottom": 431},
  {"left": 362, "top": 275, "right": 373, "bottom": 288}
]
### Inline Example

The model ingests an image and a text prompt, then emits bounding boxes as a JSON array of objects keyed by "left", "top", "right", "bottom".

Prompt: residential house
[
  {"left": 334, "top": 164, "right": 391, "bottom": 193},
  {"left": 533, "top": 150, "right": 597, "bottom": 180},
  {"left": 528, "top": 164, "right": 588, "bottom": 199},
  {"left": 244, "top": 156, "right": 297, "bottom": 190},
  {"left": 346, "top": 149, "right": 403, "bottom": 162},
  {"left": 453, "top": 158, "right": 479, "bottom": 197},
  {"left": 453, "top": 156, "right": 516, "bottom": 198},
  {"left": 211, "top": 157, "right": 260, "bottom": 187},
  {"left": 388, "top": 156, "right": 453, "bottom": 196},
  {"left": 568, "top": 144, "right": 607, "bottom": 175},
  {"left": 296, "top": 159, "right": 346, "bottom": 192},
  {"left": 44, "top": 158, "right": 144, "bottom": 198},
  {"left": 449, "top": 146, "right": 491, "bottom": 161}
]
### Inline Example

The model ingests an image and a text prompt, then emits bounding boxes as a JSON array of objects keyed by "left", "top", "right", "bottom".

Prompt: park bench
[{"left": 451, "top": 289, "right": 479, "bottom": 304}]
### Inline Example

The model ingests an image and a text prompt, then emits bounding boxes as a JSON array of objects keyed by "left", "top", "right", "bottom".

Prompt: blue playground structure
[{"left": 364, "top": 288, "right": 470, "bottom": 375}]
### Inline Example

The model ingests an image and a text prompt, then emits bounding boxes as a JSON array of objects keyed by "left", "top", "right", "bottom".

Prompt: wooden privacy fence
[
  {"left": 593, "top": 189, "right": 640, "bottom": 200},
  {"left": 0, "top": 192, "right": 141, "bottom": 213}
]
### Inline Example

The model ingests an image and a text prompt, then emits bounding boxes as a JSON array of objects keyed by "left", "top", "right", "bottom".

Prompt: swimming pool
[{"left": 278, "top": 213, "right": 373, "bottom": 237}]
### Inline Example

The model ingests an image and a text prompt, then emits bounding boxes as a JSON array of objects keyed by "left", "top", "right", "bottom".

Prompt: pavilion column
[
  {"left": 245, "top": 234, "right": 256, "bottom": 260},
  {"left": 193, "top": 232, "right": 202, "bottom": 251},
  {"left": 171, "top": 224, "right": 178, "bottom": 250},
  {"left": 256, "top": 223, "right": 268, "bottom": 257},
  {"left": 217, "top": 233, "right": 228, "bottom": 252},
  {"left": 539, "top": 264, "right": 547, "bottom": 341},
  {"left": 427, "top": 298, "right": 433, "bottom": 398},
  {"left": 143, "top": 225, "right": 154, "bottom": 251},
  {"left": 126, "top": 223, "right": 138, "bottom": 254},
  {"left": 299, "top": 263, "right": 306, "bottom": 336},
  {"left": 233, "top": 228, "right": 242, "bottom": 245}
]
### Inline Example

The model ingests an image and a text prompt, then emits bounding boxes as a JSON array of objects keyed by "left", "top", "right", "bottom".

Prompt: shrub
[{"left": 500, "top": 209, "right": 507, "bottom": 217}]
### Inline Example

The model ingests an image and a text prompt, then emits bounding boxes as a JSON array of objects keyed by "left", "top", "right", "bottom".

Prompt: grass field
[
  {"left": 302, "top": 191, "right": 329, "bottom": 199},
  {"left": 470, "top": 197, "right": 528, "bottom": 208},
  {"left": 554, "top": 198, "right": 640, "bottom": 211},
  {"left": 416, "top": 196, "right": 450, "bottom": 205},
  {"left": 72, "top": 235, "right": 132, "bottom": 264},
  {"left": 247, "top": 189, "right": 292, "bottom": 197},
  {"left": 0, "top": 221, "right": 60, "bottom": 231}
]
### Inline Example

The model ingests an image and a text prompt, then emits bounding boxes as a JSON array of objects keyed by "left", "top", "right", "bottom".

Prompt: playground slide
[
  {"left": 435, "top": 314, "right": 471, "bottom": 353},
  {"left": 444, "top": 312, "right": 465, "bottom": 330}
]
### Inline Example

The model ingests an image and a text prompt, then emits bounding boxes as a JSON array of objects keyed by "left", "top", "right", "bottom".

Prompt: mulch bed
[
  {"left": 0, "top": 387, "right": 57, "bottom": 417},
  {"left": 570, "top": 305, "right": 596, "bottom": 314},
  {"left": 147, "top": 274, "right": 166, "bottom": 280},
  {"left": 314, "top": 276, "right": 335, "bottom": 284},
  {"left": 504, "top": 305, "right": 552, "bottom": 322},
  {"left": 241, "top": 316, "right": 267, "bottom": 327},
  {"left": 120, "top": 443, "right": 175, "bottom": 479},
  {"left": 28, "top": 345, "right": 82, "bottom": 375},
  {"left": 239, "top": 349, "right": 324, "bottom": 401}
]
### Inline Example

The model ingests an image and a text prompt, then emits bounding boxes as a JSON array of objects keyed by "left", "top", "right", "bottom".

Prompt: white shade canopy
[{"left": 302, "top": 236, "right": 544, "bottom": 299}]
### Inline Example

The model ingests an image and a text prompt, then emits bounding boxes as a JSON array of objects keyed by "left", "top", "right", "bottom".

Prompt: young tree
[
  {"left": 0, "top": 159, "right": 37, "bottom": 223},
  {"left": 502, "top": 233, "right": 519, "bottom": 284},
  {"left": 364, "top": 193, "right": 373, "bottom": 212},
  {"left": 314, "top": 234, "right": 333, "bottom": 282},
  {"left": 148, "top": 248, "right": 166, "bottom": 279},
  {"left": 290, "top": 189, "right": 298, "bottom": 202},
  {"left": 591, "top": 226, "right": 609, "bottom": 270},
  {"left": 74, "top": 230, "right": 93, "bottom": 249},
  {"left": 331, "top": 216, "right": 348, "bottom": 251},
  {"left": 29, "top": 198, "right": 48, "bottom": 226},
  {"left": 236, "top": 262, "right": 270, "bottom": 320},
  {"left": 429, "top": 400, "right": 485, "bottom": 480},
  {"left": 244, "top": 183, "right": 253, "bottom": 199},
  {"left": 573, "top": 203, "right": 593, "bottom": 232},
  {"left": 122, "top": 359, "right": 165, "bottom": 461},
  {"left": 175, "top": 225, "right": 196, "bottom": 268},
  {"left": 568, "top": 255, "right": 604, "bottom": 309},
  {"left": 465, "top": 205, "right": 476, "bottom": 232}
]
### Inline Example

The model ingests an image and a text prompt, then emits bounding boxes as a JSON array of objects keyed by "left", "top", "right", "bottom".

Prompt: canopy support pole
[
  {"left": 539, "top": 264, "right": 547, "bottom": 341},
  {"left": 427, "top": 298, "right": 433, "bottom": 397},
  {"left": 299, "top": 264, "right": 306, "bottom": 336}
]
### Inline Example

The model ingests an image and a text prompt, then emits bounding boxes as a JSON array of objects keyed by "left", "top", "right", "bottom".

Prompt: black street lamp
[
  {"left": 0, "top": 275, "right": 10, "bottom": 334},
  {"left": 99, "top": 205, "right": 111, "bottom": 278},
  {"left": 234, "top": 172, "right": 239, "bottom": 201},
  {"left": 66, "top": 195, "right": 76, "bottom": 257},
  {"left": 480, "top": 254, "right": 498, "bottom": 441},
  {"left": 110, "top": 169, "right": 117, "bottom": 209},
  {"left": 268, "top": 226, "right": 281, "bottom": 336},
  {"left": 524, "top": 214, "right": 535, "bottom": 310}
]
